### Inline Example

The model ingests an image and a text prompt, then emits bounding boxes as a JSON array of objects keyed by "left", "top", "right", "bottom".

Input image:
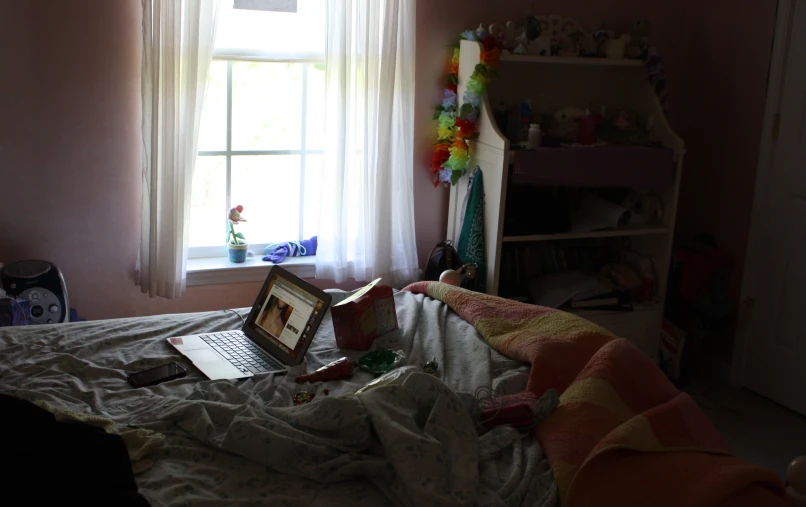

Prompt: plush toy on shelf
[
  {"left": 512, "top": 16, "right": 543, "bottom": 54},
  {"left": 626, "top": 19, "right": 652, "bottom": 59},
  {"left": 551, "top": 106, "right": 585, "bottom": 142}
]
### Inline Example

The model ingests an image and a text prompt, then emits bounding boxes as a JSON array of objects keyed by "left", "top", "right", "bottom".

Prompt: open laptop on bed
[{"left": 167, "top": 266, "right": 332, "bottom": 380}]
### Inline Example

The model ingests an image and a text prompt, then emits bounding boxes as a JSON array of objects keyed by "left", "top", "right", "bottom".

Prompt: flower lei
[{"left": 431, "top": 29, "right": 500, "bottom": 186}]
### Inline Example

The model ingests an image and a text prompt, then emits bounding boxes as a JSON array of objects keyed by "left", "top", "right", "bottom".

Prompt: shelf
[
  {"left": 496, "top": 297, "right": 662, "bottom": 317},
  {"left": 510, "top": 146, "right": 675, "bottom": 188},
  {"left": 499, "top": 54, "right": 643, "bottom": 67},
  {"left": 568, "top": 302, "right": 661, "bottom": 318},
  {"left": 502, "top": 224, "right": 669, "bottom": 243}
]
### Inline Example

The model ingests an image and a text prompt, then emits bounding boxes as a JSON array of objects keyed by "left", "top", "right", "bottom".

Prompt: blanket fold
[{"left": 404, "top": 282, "right": 788, "bottom": 507}]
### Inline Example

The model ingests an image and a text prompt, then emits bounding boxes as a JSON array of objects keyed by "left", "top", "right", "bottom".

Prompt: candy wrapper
[
  {"left": 292, "top": 392, "right": 315, "bottom": 406},
  {"left": 357, "top": 349, "right": 405, "bottom": 374},
  {"left": 355, "top": 365, "right": 420, "bottom": 395}
]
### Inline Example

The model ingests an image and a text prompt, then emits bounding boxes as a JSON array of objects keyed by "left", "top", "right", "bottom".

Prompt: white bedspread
[{"left": 0, "top": 290, "right": 557, "bottom": 506}]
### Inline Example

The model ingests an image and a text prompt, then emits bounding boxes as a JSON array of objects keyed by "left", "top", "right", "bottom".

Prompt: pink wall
[
  {"left": 674, "top": 0, "right": 777, "bottom": 300},
  {"left": 0, "top": 0, "right": 775, "bottom": 326},
  {"left": 673, "top": 0, "right": 777, "bottom": 361}
]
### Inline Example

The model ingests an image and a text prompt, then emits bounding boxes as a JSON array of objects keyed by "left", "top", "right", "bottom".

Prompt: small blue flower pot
[{"left": 228, "top": 243, "right": 248, "bottom": 263}]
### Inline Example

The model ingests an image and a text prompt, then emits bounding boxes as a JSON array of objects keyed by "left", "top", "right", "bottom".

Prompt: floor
[{"left": 685, "top": 376, "right": 806, "bottom": 479}]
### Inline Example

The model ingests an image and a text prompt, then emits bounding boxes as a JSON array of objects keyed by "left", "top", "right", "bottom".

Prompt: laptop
[{"left": 168, "top": 265, "right": 332, "bottom": 380}]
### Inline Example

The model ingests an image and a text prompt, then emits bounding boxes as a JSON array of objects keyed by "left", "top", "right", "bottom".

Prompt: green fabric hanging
[{"left": 457, "top": 167, "right": 486, "bottom": 292}]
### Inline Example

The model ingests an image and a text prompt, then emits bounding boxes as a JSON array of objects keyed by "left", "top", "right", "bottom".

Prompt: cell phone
[{"left": 127, "top": 362, "right": 187, "bottom": 388}]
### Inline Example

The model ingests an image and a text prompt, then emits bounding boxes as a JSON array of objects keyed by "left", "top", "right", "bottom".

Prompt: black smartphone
[{"left": 127, "top": 362, "right": 187, "bottom": 388}]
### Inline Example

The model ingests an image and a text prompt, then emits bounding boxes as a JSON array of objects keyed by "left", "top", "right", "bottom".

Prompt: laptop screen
[{"left": 249, "top": 272, "right": 326, "bottom": 360}]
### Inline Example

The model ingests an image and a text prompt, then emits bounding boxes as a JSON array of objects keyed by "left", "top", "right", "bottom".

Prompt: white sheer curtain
[
  {"left": 138, "top": 0, "right": 220, "bottom": 298},
  {"left": 316, "top": 0, "right": 419, "bottom": 286}
]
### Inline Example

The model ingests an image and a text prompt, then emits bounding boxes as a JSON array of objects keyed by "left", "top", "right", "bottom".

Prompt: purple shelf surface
[{"left": 511, "top": 146, "right": 675, "bottom": 188}]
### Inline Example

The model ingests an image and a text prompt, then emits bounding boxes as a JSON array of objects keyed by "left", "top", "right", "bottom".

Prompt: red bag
[{"left": 331, "top": 282, "right": 398, "bottom": 350}]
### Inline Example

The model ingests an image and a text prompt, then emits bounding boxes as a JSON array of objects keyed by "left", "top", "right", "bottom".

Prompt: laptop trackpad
[
  {"left": 184, "top": 349, "right": 248, "bottom": 380},
  {"left": 169, "top": 335, "right": 209, "bottom": 351}
]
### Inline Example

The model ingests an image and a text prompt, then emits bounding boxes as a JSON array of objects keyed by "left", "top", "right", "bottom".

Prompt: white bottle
[{"left": 527, "top": 124, "right": 541, "bottom": 150}]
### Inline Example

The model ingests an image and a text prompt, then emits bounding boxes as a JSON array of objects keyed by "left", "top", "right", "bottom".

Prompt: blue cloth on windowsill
[{"left": 262, "top": 236, "right": 317, "bottom": 264}]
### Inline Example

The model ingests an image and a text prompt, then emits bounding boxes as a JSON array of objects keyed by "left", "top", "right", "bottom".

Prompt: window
[{"left": 189, "top": 0, "right": 326, "bottom": 259}]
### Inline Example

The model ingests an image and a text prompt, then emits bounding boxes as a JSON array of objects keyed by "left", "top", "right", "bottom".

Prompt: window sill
[{"left": 187, "top": 256, "right": 316, "bottom": 287}]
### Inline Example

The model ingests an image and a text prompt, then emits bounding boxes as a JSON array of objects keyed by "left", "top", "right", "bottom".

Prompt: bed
[
  {"left": 0, "top": 289, "right": 556, "bottom": 506},
  {"left": 0, "top": 284, "right": 790, "bottom": 506}
]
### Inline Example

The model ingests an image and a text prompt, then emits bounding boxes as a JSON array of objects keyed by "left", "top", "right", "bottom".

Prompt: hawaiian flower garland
[{"left": 431, "top": 28, "right": 500, "bottom": 186}]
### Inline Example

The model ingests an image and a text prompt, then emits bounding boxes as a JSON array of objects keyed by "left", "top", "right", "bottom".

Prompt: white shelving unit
[{"left": 445, "top": 40, "right": 685, "bottom": 358}]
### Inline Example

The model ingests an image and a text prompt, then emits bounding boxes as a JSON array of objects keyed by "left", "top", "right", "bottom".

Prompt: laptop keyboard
[{"left": 200, "top": 331, "right": 284, "bottom": 375}]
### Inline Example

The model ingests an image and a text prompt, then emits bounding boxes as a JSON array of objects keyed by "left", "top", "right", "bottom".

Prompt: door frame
[{"left": 732, "top": 0, "right": 795, "bottom": 386}]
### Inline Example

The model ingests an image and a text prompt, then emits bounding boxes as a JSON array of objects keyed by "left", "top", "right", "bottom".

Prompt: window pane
[
  {"left": 231, "top": 155, "right": 300, "bottom": 244},
  {"left": 197, "top": 61, "right": 227, "bottom": 152},
  {"left": 303, "top": 154, "right": 322, "bottom": 239},
  {"left": 215, "top": 0, "right": 326, "bottom": 61},
  {"left": 305, "top": 63, "right": 325, "bottom": 151},
  {"left": 190, "top": 156, "right": 226, "bottom": 247},
  {"left": 232, "top": 62, "right": 303, "bottom": 151}
]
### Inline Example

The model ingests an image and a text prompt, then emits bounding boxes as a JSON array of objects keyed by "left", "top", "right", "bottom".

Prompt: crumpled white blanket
[
  {"left": 124, "top": 369, "right": 558, "bottom": 507},
  {"left": 123, "top": 372, "right": 558, "bottom": 506}
]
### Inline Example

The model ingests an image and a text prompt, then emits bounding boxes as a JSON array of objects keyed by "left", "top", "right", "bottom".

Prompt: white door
[{"left": 740, "top": 0, "right": 806, "bottom": 414}]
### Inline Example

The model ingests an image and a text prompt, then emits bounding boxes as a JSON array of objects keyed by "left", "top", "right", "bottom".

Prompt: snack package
[{"left": 331, "top": 279, "right": 398, "bottom": 350}]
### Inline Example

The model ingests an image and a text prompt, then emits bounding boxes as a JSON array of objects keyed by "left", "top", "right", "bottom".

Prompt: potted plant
[{"left": 227, "top": 204, "right": 248, "bottom": 263}]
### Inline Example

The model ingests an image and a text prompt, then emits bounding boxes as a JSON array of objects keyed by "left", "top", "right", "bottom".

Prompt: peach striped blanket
[{"left": 404, "top": 282, "right": 787, "bottom": 507}]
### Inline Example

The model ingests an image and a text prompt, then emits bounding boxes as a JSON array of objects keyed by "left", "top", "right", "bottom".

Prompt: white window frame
[{"left": 188, "top": 56, "right": 323, "bottom": 260}]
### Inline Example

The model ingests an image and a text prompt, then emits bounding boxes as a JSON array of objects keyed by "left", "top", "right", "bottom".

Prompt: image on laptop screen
[{"left": 253, "top": 274, "right": 325, "bottom": 359}]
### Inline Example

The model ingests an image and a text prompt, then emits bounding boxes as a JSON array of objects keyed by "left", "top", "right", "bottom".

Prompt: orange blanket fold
[{"left": 404, "top": 282, "right": 787, "bottom": 507}]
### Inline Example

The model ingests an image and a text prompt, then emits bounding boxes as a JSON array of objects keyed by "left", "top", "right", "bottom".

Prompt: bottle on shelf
[
  {"left": 527, "top": 123, "right": 542, "bottom": 150},
  {"left": 577, "top": 108, "right": 598, "bottom": 145},
  {"left": 519, "top": 100, "right": 532, "bottom": 141}
]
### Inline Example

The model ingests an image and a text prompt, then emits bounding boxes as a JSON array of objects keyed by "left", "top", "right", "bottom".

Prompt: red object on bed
[
  {"left": 294, "top": 357, "right": 355, "bottom": 383},
  {"left": 404, "top": 281, "right": 788, "bottom": 507},
  {"left": 331, "top": 283, "right": 398, "bottom": 350},
  {"left": 479, "top": 394, "right": 538, "bottom": 430}
]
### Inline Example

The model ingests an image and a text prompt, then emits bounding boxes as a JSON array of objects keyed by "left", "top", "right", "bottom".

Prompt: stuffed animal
[
  {"left": 552, "top": 106, "right": 585, "bottom": 141},
  {"left": 488, "top": 22, "right": 511, "bottom": 50},
  {"left": 605, "top": 33, "right": 630, "bottom": 59},
  {"left": 569, "top": 30, "right": 598, "bottom": 57},
  {"left": 593, "top": 25, "right": 615, "bottom": 56},
  {"left": 513, "top": 16, "right": 542, "bottom": 54},
  {"left": 613, "top": 110, "right": 640, "bottom": 130},
  {"left": 626, "top": 19, "right": 652, "bottom": 59}
]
